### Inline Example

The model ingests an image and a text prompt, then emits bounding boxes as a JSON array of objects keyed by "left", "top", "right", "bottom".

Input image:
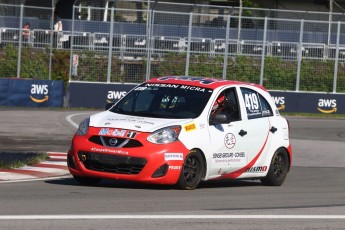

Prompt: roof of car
[{"left": 147, "top": 76, "right": 267, "bottom": 91}]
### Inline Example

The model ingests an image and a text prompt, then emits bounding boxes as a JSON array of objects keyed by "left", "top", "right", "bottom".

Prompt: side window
[
  {"left": 240, "top": 87, "right": 273, "bottom": 119},
  {"left": 211, "top": 88, "right": 240, "bottom": 121}
]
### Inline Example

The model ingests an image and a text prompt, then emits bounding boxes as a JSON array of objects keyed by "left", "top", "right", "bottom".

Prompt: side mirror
[
  {"left": 209, "top": 112, "right": 231, "bottom": 125},
  {"left": 105, "top": 103, "right": 115, "bottom": 110}
]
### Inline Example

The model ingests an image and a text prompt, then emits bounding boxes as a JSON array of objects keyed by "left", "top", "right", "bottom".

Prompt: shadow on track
[{"left": 45, "top": 177, "right": 262, "bottom": 190}]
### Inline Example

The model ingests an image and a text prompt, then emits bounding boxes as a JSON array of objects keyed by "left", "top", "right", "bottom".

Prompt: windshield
[{"left": 110, "top": 83, "right": 213, "bottom": 119}]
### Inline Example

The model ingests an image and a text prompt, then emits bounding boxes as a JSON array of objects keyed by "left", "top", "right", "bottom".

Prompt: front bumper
[{"left": 68, "top": 131, "right": 188, "bottom": 185}]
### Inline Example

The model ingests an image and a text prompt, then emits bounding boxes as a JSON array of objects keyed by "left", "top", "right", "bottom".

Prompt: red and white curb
[{"left": 0, "top": 152, "right": 69, "bottom": 182}]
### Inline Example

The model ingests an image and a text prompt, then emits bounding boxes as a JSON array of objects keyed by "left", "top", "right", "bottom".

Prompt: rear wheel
[
  {"left": 261, "top": 148, "right": 289, "bottom": 186},
  {"left": 177, "top": 150, "right": 205, "bottom": 190},
  {"left": 73, "top": 175, "right": 102, "bottom": 186}
]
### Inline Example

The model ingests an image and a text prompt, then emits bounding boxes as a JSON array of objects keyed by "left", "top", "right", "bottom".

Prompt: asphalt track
[{"left": 0, "top": 108, "right": 345, "bottom": 230}]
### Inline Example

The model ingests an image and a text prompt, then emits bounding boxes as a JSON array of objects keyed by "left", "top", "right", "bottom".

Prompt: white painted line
[
  {"left": 0, "top": 175, "right": 72, "bottom": 184},
  {"left": 18, "top": 166, "right": 68, "bottom": 174},
  {"left": 0, "top": 172, "right": 37, "bottom": 180},
  {"left": 0, "top": 215, "right": 345, "bottom": 220},
  {"left": 66, "top": 112, "right": 93, "bottom": 129},
  {"left": 49, "top": 155, "right": 67, "bottom": 159},
  {"left": 41, "top": 161, "right": 67, "bottom": 166},
  {"left": 48, "top": 152, "right": 67, "bottom": 155}
]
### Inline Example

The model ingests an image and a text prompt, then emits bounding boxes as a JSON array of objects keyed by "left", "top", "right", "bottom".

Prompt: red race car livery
[{"left": 68, "top": 76, "right": 292, "bottom": 189}]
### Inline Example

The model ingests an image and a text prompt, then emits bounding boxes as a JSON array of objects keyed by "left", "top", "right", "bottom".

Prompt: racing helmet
[{"left": 212, "top": 95, "right": 225, "bottom": 112}]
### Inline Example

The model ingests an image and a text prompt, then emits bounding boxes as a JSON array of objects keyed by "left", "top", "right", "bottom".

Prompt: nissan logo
[{"left": 108, "top": 138, "right": 118, "bottom": 146}]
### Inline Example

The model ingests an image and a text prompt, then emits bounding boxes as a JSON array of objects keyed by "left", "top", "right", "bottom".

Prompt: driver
[{"left": 211, "top": 94, "right": 225, "bottom": 116}]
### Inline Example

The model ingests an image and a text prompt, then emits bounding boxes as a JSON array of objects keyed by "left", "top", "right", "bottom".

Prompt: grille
[
  {"left": 78, "top": 152, "right": 147, "bottom": 175},
  {"left": 89, "top": 136, "right": 143, "bottom": 148}
]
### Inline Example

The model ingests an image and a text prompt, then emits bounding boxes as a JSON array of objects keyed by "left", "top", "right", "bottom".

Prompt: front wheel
[
  {"left": 73, "top": 175, "right": 102, "bottom": 186},
  {"left": 261, "top": 148, "right": 289, "bottom": 186},
  {"left": 177, "top": 150, "right": 205, "bottom": 190}
]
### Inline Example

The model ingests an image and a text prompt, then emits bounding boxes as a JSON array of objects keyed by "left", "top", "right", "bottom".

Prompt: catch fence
[{"left": 0, "top": 3, "right": 345, "bottom": 92}]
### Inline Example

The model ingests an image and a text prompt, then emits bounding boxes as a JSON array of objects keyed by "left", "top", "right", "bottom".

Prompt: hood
[{"left": 89, "top": 111, "right": 192, "bottom": 132}]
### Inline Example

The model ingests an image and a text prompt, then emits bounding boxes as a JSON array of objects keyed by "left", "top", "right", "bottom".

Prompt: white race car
[{"left": 68, "top": 76, "right": 292, "bottom": 189}]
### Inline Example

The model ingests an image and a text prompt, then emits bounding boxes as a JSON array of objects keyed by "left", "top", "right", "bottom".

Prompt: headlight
[
  {"left": 147, "top": 126, "right": 181, "bottom": 144},
  {"left": 76, "top": 117, "right": 90, "bottom": 136}
]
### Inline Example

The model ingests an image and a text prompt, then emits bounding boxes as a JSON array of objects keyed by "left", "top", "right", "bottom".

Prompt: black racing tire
[
  {"left": 73, "top": 175, "right": 102, "bottom": 186},
  {"left": 261, "top": 148, "right": 289, "bottom": 186},
  {"left": 177, "top": 150, "right": 205, "bottom": 190}
]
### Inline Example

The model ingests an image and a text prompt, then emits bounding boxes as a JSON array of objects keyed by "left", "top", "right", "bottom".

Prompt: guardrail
[{"left": 1, "top": 27, "right": 344, "bottom": 61}]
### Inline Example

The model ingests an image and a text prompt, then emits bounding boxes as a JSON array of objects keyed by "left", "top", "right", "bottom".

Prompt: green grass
[{"left": 0, "top": 152, "right": 49, "bottom": 169}]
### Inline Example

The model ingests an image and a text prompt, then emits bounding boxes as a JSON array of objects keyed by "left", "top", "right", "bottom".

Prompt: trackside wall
[{"left": 67, "top": 82, "right": 345, "bottom": 115}]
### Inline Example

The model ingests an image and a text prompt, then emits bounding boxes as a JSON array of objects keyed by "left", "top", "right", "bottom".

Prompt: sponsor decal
[
  {"left": 262, "top": 110, "right": 271, "bottom": 116},
  {"left": 157, "top": 76, "right": 225, "bottom": 85},
  {"left": 145, "top": 83, "right": 206, "bottom": 92},
  {"left": 30, "top": 84, "right": 49, "bottom": 103},
  {"left": 180, "top": 85, "right": 206, "bottom": 92},
  {"left": 145, "top": 83, "right": 179, "bottom": 88},
  {"left": 90, "top": 147, "right": 129, "bottom": 155},
  {"left": 134, "top": 86, "right": 147, "bottom": 91},
  {"left": 126, "top": 131, "right": 137, "bottom": 138},
  {"left": 245, "top": 166, "right": 267, "bottom": 173},
  {"left": 107, "top": 118, "right": 155, "bottom": 126},
  {"left": 224, "top": 133, "right": 236, "bottom": 149},
  {"left": 275, "top": 109, "right": 280, "bottom": 116},
  {"left": 164, "top": 153, "right": 183, "bottom": 161},
  {"left": 213, "top": 152, "right": 245, "bottom": 159},
  {"left": 169, "top": 166, "right": 182, "bottom": 170},
  {"left": 272, "top": 96, "right": 286, "bottom": 111},
  {"left": 317, "top": 99, "right": 337, "bottom": 113},
  {"left": 98, "top": 128, "right": 127, "bottom": 137},
  {"left": 184, "top": 123, "right": 196, "bottom": 132},
  {"left": 212, "top": 152, "right": 246, "bottom": 165}
]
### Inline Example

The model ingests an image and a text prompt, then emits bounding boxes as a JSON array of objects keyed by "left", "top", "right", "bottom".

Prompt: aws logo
[
  {"left": 272, "top": 96, "right": 285, "bottom": 110},
  {"left": 30, "top": 84, "right": 49, "bottom": 103},
  {"left": 317, "top": 99, "right": 337, "bottom": 113},
  {"left": 106, "top": 91, "right": 126, "bottom": 103}
]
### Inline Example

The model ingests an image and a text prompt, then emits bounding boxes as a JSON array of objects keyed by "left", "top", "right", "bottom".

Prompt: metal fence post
[
  {"left": 185, "top": 12, "right": 193, "bottom": 77},
  {"left": 333, "top": 21, "right": 341, "bottom": 93},
  {"left": 222, "top": 15, "right": 231, "bottom": 80},
  {"left": 145, "top": 8, "right": 153, "bottom": 81},
  {"left": 17, "top": 4, "right": 24, "bottom": 79},
  {"left": 69, "top": 6, "right": 76, "bottom": 82},
  {"left": 48, "top": 4, "right": 54, "bottom": 80},
  {"left": 107, "top": 7, "right": 115, "bottom": 83},
  {"left": 259, "top": 17, "right": 268, "bottom": 86},
  {"left": 296, "top": 19, "right": 304, "bottom": 92}
]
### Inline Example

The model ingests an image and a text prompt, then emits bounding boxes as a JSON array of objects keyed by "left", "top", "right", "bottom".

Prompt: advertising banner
[
  {"left": 0, "top": 78, "right": 64, "bottom": 107},
  {"left": 270, "top": 91, "right": 345, "bottom": 114},
  {"left": 66, "top": 82, "right": 345, "bottom": 114},
  {"left": 67, "top": 82, "right": 137, "bottom": 109}
]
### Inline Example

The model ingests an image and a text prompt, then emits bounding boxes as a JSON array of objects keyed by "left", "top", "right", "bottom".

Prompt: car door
[
  {"left": 235, "top": 87, "right": 273, "bottom": 176},
  {"left": 207, "top": 87, "right": 248, "bottom": 178},
  {"left": 207, "top": 86, "right": 273, "bottom": 179}
]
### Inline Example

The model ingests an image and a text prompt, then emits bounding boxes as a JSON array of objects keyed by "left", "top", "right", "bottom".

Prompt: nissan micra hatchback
[{"left": 68, "top": 76, "right": 292, "bottom": 189}]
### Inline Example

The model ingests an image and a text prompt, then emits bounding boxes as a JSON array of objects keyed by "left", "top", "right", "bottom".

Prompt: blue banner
[
  {"left": 270, "top": 91, "right": 345, "bottom": 114},
  {"left": 67, "top": 82, "right": 137, "bottom": 109},
  {"left": 0, "top": 78, "right": 64, "bottom": 107},
  {"left": 66, "top": 82, "right": 345, "bottom": 114}
]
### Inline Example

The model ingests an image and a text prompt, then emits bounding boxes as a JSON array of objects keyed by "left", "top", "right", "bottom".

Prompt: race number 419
[{"left": 244, "top": 93, "right": 260, "bottom": 111}]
